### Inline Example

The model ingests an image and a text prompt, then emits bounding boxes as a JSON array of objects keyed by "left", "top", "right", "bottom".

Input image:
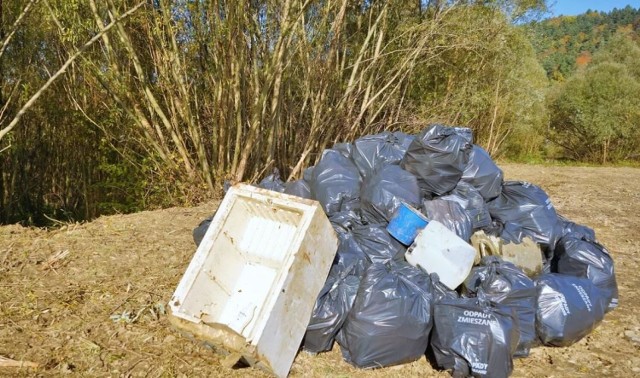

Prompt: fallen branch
[
  {"left": 43, "top": 249, "right": 70, "bottom": 270},
  {"left": 0, "top": 355, "right": 39, "bottom": 368}
]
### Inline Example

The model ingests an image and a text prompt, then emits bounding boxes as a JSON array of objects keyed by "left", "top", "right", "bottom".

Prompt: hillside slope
[{"left": 528, "top": 6, "right": 640, "bottom": 79}]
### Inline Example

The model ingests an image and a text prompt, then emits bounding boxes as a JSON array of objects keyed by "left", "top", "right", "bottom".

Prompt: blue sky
[{"left": 550, "top": 0, "right": 640, "bottom": 16}]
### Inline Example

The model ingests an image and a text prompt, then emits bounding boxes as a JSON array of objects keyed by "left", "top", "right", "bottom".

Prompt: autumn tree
[
  {"left": 549, "top": 34, "right": 640, "bottom": 163},
  {"left": 406, "top": 4, "right": 549, "bottom": 157}
]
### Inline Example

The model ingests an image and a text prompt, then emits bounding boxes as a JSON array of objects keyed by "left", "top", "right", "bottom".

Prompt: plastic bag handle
[
  {"left": 476, "top": 287, "right": 490, "bottom": 307},
  {"left": 481, "top": 258, "right": 500, "bottom": 292}
]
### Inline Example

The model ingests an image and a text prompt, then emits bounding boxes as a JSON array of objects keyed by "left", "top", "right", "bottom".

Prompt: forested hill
[{"left": 528, "top": 6, "right": 640, "bottom": 80}]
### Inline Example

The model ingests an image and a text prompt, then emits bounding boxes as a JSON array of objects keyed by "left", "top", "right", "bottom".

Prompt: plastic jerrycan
[{"left": 405, "top": 220, "right": 476, "bottom": 290}]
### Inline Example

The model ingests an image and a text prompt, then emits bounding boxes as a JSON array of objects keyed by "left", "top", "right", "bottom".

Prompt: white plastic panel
[
  {"left": 218, "top": 263, "right": 277, "bottom": 335},
  {"left": 239, "top": 216, "right": 297, "bottom": 264}
]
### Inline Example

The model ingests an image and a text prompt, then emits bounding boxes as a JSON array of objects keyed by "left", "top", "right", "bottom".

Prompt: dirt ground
[{"left": 1, "top": 163, "right": 639, "bottom": 377}]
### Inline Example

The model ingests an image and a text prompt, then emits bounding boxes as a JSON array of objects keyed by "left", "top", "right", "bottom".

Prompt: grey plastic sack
[
  {"left": 401, "top": 124, "right": 473, "bottom": 197},
  {"left": 324, "top": 231, "right": 362, "bottom": 271},
  {"left": 338, "top": 262, "right": 433, "bottom": 368},
  {"left": 461, "top": 145, "right": 504, "bottom": 201},
  {"left": 311, "top": 149, "right": 362, "bottom": 216},
  {"left": 329, "top": 211, "right": 364, "bottom": 234},
  {"left": 430, "top": 272, "right": 459, "bottom": 303},
  {"left": 303, "top": 166, "right": 315, "bottom": 183},
  {"left": 192, "top": 214, "right": 214, "bottom": 247},
  {"left": 487, "top": 181, "right": 562, "bottom": 251},
  {"left": 431, "top": 293, "right": 519, "bottom": 378},
  {"left": 558, "top": 215, "right": 596, "bottom": 241},
  {"left": 535, "top": 273, "right": 607, "bottom": 347},
  {"left": 351, "top": 131, "right": 408, "bottom": 179},
  {"left": 329, "top": 211, "right": 363, "bottom": 233},
  {"left": 421, "top": 198, "right": 472, "bottom": 242},
  {"left": 441, "top": 181, "right": 492, "bottom": 231},
  {"left": 352, "top": 224, "right": 406, "bottom": 264},
  {"left": 283, "top": 179, "right": 311, "bottom": 199},
  {"left": 329, "top": 212, "right": 368, "bottom": 276},
  {"left": 333, "top": 232, "right": 369, "bottom": 279},
  {"left": 360, "top": 165, "right": 421, "bottom": 224},
  {"left": 257, "top": 168, "right": 285, "bottom": 192},
  {"left": 554, "top": 236, "right": 618, "bottom": 312},
  {"left": 332, "top": 142, "right": 353, "bottom": 158},
  {"left": 452, "top": 126, "right": 474, "bottom": 143},
  {"left": 304, "top": 264, "right": 361, "bottom": 354},
  {"left": 463, "top": 256, "right": 537, "bottom": 357},
  {"left": 302, "top": 212, "right": 368, "bottom": 354},
  {"left": 393, "top": 131, "right": 415, "bottom": 151}
]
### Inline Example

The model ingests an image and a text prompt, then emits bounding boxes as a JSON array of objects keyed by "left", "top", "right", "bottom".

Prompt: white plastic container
[
  {"left": 168, "top": 184, "right": 338, "bottom": 377},
  {"left": 405, "top": 220, "right": 476, "bottom": 290}
]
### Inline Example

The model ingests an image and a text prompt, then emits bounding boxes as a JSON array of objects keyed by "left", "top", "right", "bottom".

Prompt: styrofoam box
[{"left": 168, "top": 184, "right": 338, "bottom": 377}]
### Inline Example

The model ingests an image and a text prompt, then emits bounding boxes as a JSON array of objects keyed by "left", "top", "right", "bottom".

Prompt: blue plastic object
[{"left": 386, "top": 202, "right": 429, "bottom": 245}]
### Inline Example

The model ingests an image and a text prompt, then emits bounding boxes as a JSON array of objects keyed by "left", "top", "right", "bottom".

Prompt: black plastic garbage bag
[
  {"left": 431, "top": 272, "right": 459, "bottom": 303},
  {"left": 338, "top": 262, "right": 433, "bottom": 369},
  {"left": 329, "top": 212, "right": 367, "bottom": 274},
  {"left": 498, "top": 222, "right": 525, "bottom": 242},
  {"left": 223, "top": 180, "right": 232, "bottom": 193},
  {"left": 360, "top": 165, "right": 421, "bottom": 224},
  {"left": 311, "top": 149, "right": 362, "bottom": 216},
  {"left": 401, "top": 124, "right": 473, "bottom": 197},
  {"left": 302, "top": 211, "right": 369, "bottom": 354},
  {"left": 332, "top": 142, "right": 353, "bottom": 158},
  {"left": 452, "top": 127, "right": 474, "bottom": 143},
  {"left": 352, "top": 224, "right": 406, "bottom": 264},
  {"left": 482, "top": 220, "right": 505, "bottom": 238},
  {"left": 351, "top": 132, "right": 408, "bottom": 179},
  {"left": 487, "top": 181, "right": 562, "bottom": 251},
  {"left": 393, "top": 131, "right": 415, "bottom": 151},
  {"left": 283, "top": 179, "right": 312, "bottom": 199},
  {"left": 554, "top": 236, "right": 618, "bottom": 312},
  {"left": 441, "top": 181, "right": 492, "bottom": 231},
  {"left": 333, "top": 232, "right": 369, "bottom": 279},
  {"left": 535, "top": 273, "right": 607, "bottom": 347},
  {"left": 463, "top": 256, "right": 537, "bottom": 357},
  {"left": 303, "top": 264, "right": 362, "bottom": 354},
  {"left": 431, "top": 292, "right": 519, "bottom": 378},
  {"left": 329, "top": 211, "right": 364, "bottom": 234},
  {"left": 257, "top": 168, "right": 286, "bottom": 192},
  {"left": 421, "top": 198, "right": 472, "bottom": 242},
  {"left": 461, "top": 145, "right": 504, "bottom": 201},
  {"left": 303, "top": 166, "right": 315, "bottom": 183},
  {"left": 193, "top": 213, "right": 215, "bottom": 246},
  {"left": 558, "top": 215, "right": 596, "bottom": 241}
]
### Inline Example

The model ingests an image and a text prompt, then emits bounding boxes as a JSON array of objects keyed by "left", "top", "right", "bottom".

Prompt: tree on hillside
[
  {"left": 528, "top": 5, "right": 640, "bottom": 80},
  {"left": 549, "top": 35, "right": 640, "bottom": 163}
]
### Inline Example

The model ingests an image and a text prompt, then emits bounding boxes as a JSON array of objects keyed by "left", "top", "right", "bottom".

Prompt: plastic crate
[{"left": 168, "top": 184, "right": 338, "bottom": 377}]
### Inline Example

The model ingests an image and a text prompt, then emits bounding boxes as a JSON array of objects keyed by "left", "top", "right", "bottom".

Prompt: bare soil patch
[{"left": 1, "top": 164, "right": 639, "bottom": 377}]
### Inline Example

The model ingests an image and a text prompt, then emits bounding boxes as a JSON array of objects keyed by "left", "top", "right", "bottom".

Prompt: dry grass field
[{"left": 1, "top": 164, "right": 639, "bottom": 377}]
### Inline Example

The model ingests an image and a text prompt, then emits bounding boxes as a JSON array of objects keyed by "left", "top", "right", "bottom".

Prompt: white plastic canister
[{"left": 405, "top": 220, "right": 476, "bottom": 290}]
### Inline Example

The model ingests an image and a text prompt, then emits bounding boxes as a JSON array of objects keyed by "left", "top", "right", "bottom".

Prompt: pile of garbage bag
[{"left": 195, "top": 124, "right": 618, "bottom": 377}]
